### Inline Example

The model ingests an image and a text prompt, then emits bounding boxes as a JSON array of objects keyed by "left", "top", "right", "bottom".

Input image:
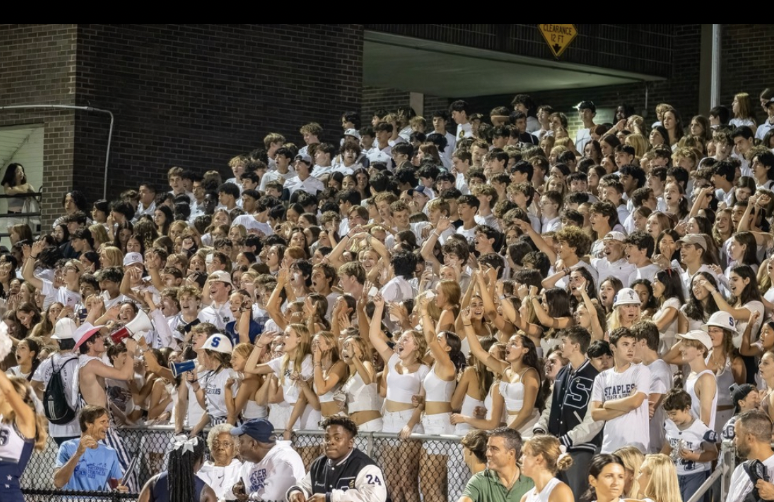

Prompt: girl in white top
[
  {"left": 339, "top": 335, "right": 382, "bottom": 431},
  {"left": 650, "top": 268, "right": 685, "bottom": 354},
  {"left": 700, "top": 265, "right": 765, "bottom": 348},
  {"left": 703, "top": 312, "right": 746, "bottom": 435},
  {"left": 679, "top": 272, "right": 720, "bottom": 334},
  {"left": 243, "top": 323, "right": 319, "bottom": 434},
  {"left": 311, "top": 331, "right": 347, "bottom": 419},
  {"left": 730, "top": 92, "right": 758, "bottom": 135},
  {"left": 418, "top": 297, "right": 465, "bottom": 501},
  {"left": 463, "top": 308, "right": 541, "bottom": 437},
  {"left": 191, "top": 334, "right": 236, "bottom": 426},
  {"left": 225, "top": 342, "right": 266, "bottom": 422},
  {"left": 451, "top": 341, "right": 507, "bottom": 431},
  {"left": 450, "top": 337, "right": 497, "bottom": 435},
  {"left": 635, "top": 453, "right": 683, "bottom": 502},
  {"left": 519, "top": 435, "right": 574, "bottom": 502},
  {"left": 369, "top": 294, "right": 427, "bottom": 502}
]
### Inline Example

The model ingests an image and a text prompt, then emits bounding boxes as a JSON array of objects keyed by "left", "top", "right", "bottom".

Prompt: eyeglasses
[{"left": 212, "top": 441, "right": 234, "bottom": 448}]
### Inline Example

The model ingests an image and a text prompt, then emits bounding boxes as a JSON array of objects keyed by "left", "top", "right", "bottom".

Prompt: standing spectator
[{"left": 2, "top": 163, "right": 35, "bottom": 232}]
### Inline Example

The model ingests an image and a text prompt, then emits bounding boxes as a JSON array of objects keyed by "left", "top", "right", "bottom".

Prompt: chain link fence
[{"left": 22, "top": 426, "right": 470, "bottom": 502}]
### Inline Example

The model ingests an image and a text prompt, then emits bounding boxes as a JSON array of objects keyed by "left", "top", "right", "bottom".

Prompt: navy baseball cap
[{"left": 230, "top": 418, "right": 275, "bottom": 443}]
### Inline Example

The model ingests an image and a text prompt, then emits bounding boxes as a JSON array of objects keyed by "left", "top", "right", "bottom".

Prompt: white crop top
[
  {"left": 386, "top": 353, "right": 429, "bottom": 404},
  {"left": 342, "top": 371, "right": 382, "bottom": 413},
  {"left": 267, "top": 355, "right": 314, "bottom": 405},
  {"left": 423, "top": 367, "right": 455, "bottom": 403}
]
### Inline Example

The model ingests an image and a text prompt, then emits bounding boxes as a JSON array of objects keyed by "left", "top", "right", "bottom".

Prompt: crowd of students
[{"left": 2, "top": 88, "right": 774, "bottom": 502}]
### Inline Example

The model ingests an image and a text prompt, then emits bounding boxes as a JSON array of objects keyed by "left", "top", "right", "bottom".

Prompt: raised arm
[
  {"left": 21, "top": 241, "right": 45, "bottom": 290},
  {"left": 368, "top": 294, "right": 394, "bottom": 364},
  {"left": 461, "top": 309, "right": 507, "bottom": 375},
  {"left": 242, "top": 331, "right": 278, "bottom": 375},
  {"left": 701, "top": 279, "right": 754, "bottom": 320},
  {"left": 421, "top": 297, "right": 455, "bottom": 380},
  {"left": 579, "top": 282, "right": 605, "bottom": 340}
]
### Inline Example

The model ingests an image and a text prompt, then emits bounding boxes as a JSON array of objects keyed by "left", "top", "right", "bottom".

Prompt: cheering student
[{"left": 138, "top": 436, "right": 217, "bottom": 502}]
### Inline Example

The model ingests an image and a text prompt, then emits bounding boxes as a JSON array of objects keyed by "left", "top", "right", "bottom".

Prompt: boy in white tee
[{"left": 591, "top": 327, "right": 651, "bottom": 453}]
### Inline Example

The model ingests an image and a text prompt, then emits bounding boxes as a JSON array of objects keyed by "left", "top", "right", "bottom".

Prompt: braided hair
[{"left": 168, "top": 436, "right": 206, "bottom": 502}]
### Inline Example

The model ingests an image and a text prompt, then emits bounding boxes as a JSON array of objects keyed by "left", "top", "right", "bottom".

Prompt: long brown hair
[{"left": 4, "top": 376, "right": 47, "bottom": 450}]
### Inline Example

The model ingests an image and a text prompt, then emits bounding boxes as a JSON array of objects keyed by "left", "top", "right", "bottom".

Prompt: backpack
[{"left": 43, "top": 355, "right": 78, "bottom": 425}]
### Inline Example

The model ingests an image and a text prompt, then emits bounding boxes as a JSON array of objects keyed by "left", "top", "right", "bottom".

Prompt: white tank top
[
  {"left": 423, "top": 366, "right": 455, "bottom": 403},
  {"left": 186, "top": 368, "right": 206, "bottom": 428},
  {"left": 0, "top": 416, "right": 28, "bottom": 463},
  {"left": 524, "top": 477, "right": 562, "bottom": 502},
  {"left": 686, "top": 369, "right": 718, "bottom": 429},
  {"left": 342, "top": 371, "right": 382, "bottom": 414},
  {"left": 455, "top": 394, "right": 484, "bottom": 435}
]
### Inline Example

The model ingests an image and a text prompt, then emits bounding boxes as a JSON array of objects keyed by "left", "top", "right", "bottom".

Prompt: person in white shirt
[
  {"left": 574, "top": 100, "right": 596, "bottom": 152},
  {"left": 631, "top": 320, "right": 673, "bottom": 453},
  {"left": 198, "top": 271, "right": 234, "bottom": 331},
  {"left": 662, "top": 389, "right": 718, "bottom": 502},
  {"left": 229, "top": 418, "right": 305, "bottom": 502},
  {"left": 260, "top": 147, "right": 296, "bottom": 191},
  {"left": 310, "top": 142, "right": 336, "bottom": 180},
  {"left": 449, "top": 100, "right": 473, "bottom": 145},
  {"left": 297, "top": 122, "right": 322, "bottom": 157},
  {"left": 590, "top": 327, "right": 651, "bottom": 453},
  {"left": 231, "top": 193, "right": 274, "bottom": 238},
  {"left": 430, "top": 111, "right": 458, "bottom": 163},
  {"left": 133, "top": 183, "right": 157, "bottom": 222},
  {"left": 624, "top": 231, "right": 660, "bottom": 287},
  {"left": 379, "top": 250, "right": 416, "bottom": 303},
  {"left": 756, "top": 92, "right": 774, "bottom": 141},
  {"left": 725, "top": 409, "right": 774, "bottom": 502},
  {"left": 592, "top": 231, "right": 636, "bottom": 288},
  {"left": 511, "top": 94, "right": 540, "bottom": 133},
  {"left": 22, "top": 240, "right": 83, "bottom": 311},
  {"left": 285, "top": 154, "right": 324, "bottom": 197}
]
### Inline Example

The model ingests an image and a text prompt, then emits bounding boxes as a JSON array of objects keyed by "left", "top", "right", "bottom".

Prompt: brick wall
[
  {"left": 0, "top": 24, "right": 78, "bottom": 227},
  {"left": 361, "top": 87, "right": 449, "bottom": 132},
  {"left": 720, "top": 24, "right": 774, "bottom": 125},
  {"left": 73, "top": 24, "right": 364, "bottom": 202}
]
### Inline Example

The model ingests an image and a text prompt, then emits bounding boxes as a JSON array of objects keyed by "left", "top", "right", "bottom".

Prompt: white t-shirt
[
  {"left": 665, "top": 418, "right": 717, "bottom": 475},
  {"left": 237, "top": 441, "right": 305, "bottom": 502},
  {"left": 232, "top": 215, "right": 273, "bottom": 236},
  {"left": 654, "top": 297, "right": 681, "bottom": 353},
  {"left": 733, "top": 301, "right": 765, "bottom": 348},
  {"left": 198, "top": 301, "right": 235, "bottom": 331},
  {"left": 575, "top": 127, "right": 592, "bottom": 153},
  {"left": 456, "top": 224, "right": 477, "bottom": 245},
  {"left": 41, "top": 279, "right": 82, "bottom": 311},
  {"left": 380, "top": 276, "right": 414, "bottom": 303},
  {"left": 727, "top": 453, "right": 774, "bottom": 502},
  {"left": 455, "top": 123, "right": 473, "bottom": 145},
  {"left": 259, "top": 168, "right": 295, "bottom": 191},
  {"left": 646, "top": 359, "right": 673, "bottom": 454},
  {"left": 591, "top": 363, "right": 651, "bottom": 453},
  {"left": 284, "top": 175, "right": 325, "bottom": 196},
  {"left": 31, "top": 354, "right": 80, "bottom": 437},
  {"left": 592, "top": 258, "right": 635, "bottom": 288},
  {"left": 627, "top": 263, "right": 660, "bottom": 287}
]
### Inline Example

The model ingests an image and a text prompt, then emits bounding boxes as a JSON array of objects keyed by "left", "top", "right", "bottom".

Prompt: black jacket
[{"left": 544, "top": 359, "right": 602, "bottom": 452}]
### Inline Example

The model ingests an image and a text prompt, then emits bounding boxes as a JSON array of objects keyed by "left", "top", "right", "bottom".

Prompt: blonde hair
[
  {"left": 4, "top": 377, "right": 47, "bottom": 451},
  {"left": 523, "top": 435, "right": 573, "bottom": 474},
  {"left": 640, "top": 454, "right": 682, "bottom": 502},
  {"left": 232, "top": 342, "right": 253, "bottom": 360},
  {"left": 625, "top": 133, "right": 648, "bottom": 159},
  {"left": 100, "top": 246, "right": 124, "bottom": 268},
  {"left": 89, "top": 224, "right": 110, "bottom": 249},
  {"left": 614, "top": 445, "right": 645, "bottom": 498},
  {"left": 734, "top": 92, "right": 755, "bottom": 120},
  {"left": 402, "top": 330, "right": 428, "bottom": 363},
  {"left": 437, "top": 280, "right": 461, "bottom": 311},
  {"left": 280, "top": 324, "right": 311, "bottom": 384}
]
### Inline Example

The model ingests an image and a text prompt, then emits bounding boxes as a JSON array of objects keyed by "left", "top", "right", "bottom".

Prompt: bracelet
[
  {"left": 433, "top": 232, "right": 441, "bottom": 237},
  {"left": 463, "top": 323, "right": 472, "bottom": 327},
  {"left": 31, "top": 254, "right": 39, "bottom": 259}
]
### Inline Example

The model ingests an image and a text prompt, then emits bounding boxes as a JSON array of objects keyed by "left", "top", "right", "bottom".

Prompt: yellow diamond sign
[{"left": 538, "top": 24, "right": 578, "bottom": 58}]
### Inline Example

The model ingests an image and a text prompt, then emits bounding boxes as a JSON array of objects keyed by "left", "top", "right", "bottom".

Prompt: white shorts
[
  {"left": 358, "top": 417, "right": 384, "bottom": 432},
  {"left": 383, "top": 409, "right": 424, "bottom": 434},
  {"left": 421, "top": 412, "right": 455, "bottom": 436}
]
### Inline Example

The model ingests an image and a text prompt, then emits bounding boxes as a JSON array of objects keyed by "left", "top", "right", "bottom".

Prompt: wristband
[{"left": 31, "top": 254, "right": 39, "bottom": 259}]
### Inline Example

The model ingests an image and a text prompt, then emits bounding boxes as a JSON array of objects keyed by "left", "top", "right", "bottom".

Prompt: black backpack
[{"left": 43, "top": 356, "right": 79, "bottom": 425}]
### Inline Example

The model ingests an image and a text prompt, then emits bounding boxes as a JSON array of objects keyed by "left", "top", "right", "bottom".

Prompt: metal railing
[
  {"left": 22, "top": 426, "right": 470, "bottom": 502},
  {"left": 0, "top": 190, "right": 43, "bottom": 238}
]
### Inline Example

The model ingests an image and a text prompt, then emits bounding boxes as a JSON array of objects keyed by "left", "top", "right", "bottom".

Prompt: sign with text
[{"left": 538, "top": 24, "right": 578, "bottom": 58}]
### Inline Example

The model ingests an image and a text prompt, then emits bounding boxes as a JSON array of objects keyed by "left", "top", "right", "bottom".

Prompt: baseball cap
[
  {"left": 413, "top": 185, "right": 431, "bottom": 197},
  {"left": 343, "top": 128, "right": 361, "bottom": 140},
  {"left": 123, "top": 252, "right": 144, "bottom": 267},
  {"left": 295, "top": 153, "right": 312, "bottom": 165},
  {"left": 603, "top": 231, "right": 626, "bottom": 242},
  {"left": 702, "top": 311, "right": 736, "bottom": 332},
  {"left": 202, "top": 334, "right": 233, "bottom": 354},
  {"left": 52, "top": 318, "right": 77, "bottom": 340},
  {"left": 679, "top": 234, "right": 707, "bottom": 250},
  {"left": 677, "top": 330, "right": 713, "bottom": 350},
  {"left": 613, "top": 288, "right": 640, "bottom": 307},
  {"left": 73, "top": 323, "right": 105, "bottom": 349},
  {"left": 575, "top": 101, "right": 596, "bottom": 113},
  {"left": 231, "top": 418, "right": 275, "bottom": 443},
  {"left": 208, "top": 270, "right": 232, "bottom": 286}
]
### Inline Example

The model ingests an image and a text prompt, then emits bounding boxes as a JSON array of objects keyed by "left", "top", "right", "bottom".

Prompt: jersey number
[
  {"left": 0, "top": 429, "right": 9, "bottom": 446},
  {"left": 366, "top": 475, "right": 382, "bottom": 486}
]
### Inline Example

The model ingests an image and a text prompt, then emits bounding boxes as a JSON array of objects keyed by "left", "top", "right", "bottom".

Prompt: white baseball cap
[
  {"left": 677, "top": 330, "right": 713, "bottom": 350},
  {"left": 202, "top": 334, "right": 233, "bottom": 354},
  {"left": 123, "top": 252, "right": 144, "bottom": 267},
  {"left": 52, "top": 318, "right": 77, "bottom": 340},
  {"left": 613, "top": 288, "right": 640, "bottom": 307},
  {"left": 603, "top": 231, "right": 627, "bottom": 242},
  {"left": 702, "top": 311, "right": 736, "bottom": 333},
  {"left": 208, "top": 270, "right": 232, "bottom": 286},
  {"left": 343, "top": 128, "right": 361, "bottom": 140}
]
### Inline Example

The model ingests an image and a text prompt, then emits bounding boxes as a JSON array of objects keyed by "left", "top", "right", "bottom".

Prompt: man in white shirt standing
[
  {"left": 591, "top": 327, "right": 651, "bottom": 453},
  {"left": 574, "top": 101, "right": 597, "bottom": 153},
  {"left": 592, "top": 231, "right": 635, "bottom": 287},
  {"left": 285, "top": 154, "right": 324, "bottom": 197},
  {"left": 432, "top": 110, "right": 458, "bottom": 163},
  {"left": 632, "top": 320, "right": 672, "bottom": 453},
  {"left": 259, "top": 147, "right": 295, "bottom": 192},
  {"left": 449, "top": 100, "right": 473, "bottom": 146},
  {"left": 198, "top": 271, "right": 234, "bottom": 331},
  {"left": 725, "top": 410, "right": 774, "bottom": 502}
]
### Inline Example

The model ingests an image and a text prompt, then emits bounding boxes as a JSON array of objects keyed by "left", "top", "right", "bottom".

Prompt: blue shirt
[
  {"left": 56, "top": 439, "right": 123, "bottom": 491},
  {"left": 224, "top": 319, "right": 262, "bottom": 345}
]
